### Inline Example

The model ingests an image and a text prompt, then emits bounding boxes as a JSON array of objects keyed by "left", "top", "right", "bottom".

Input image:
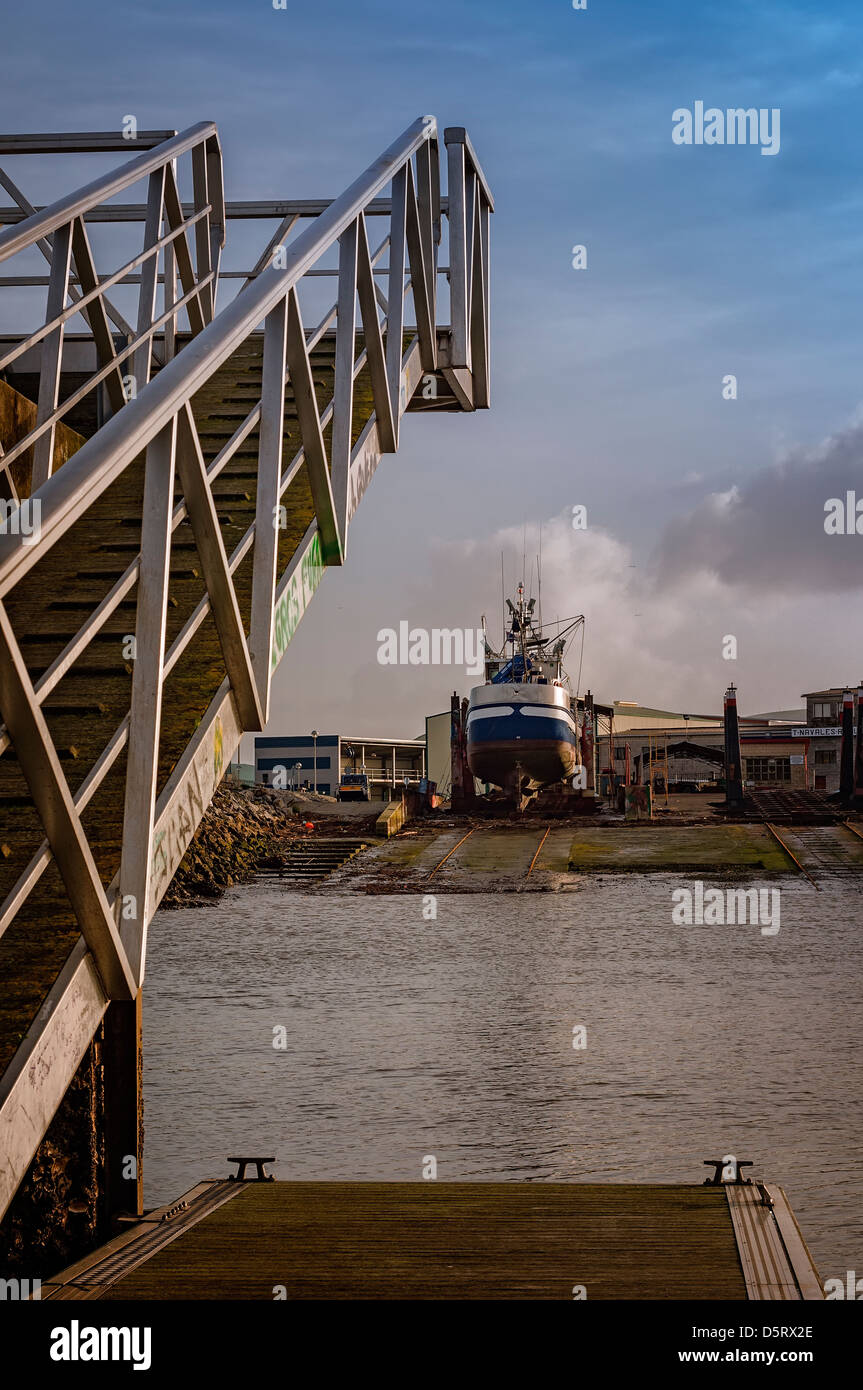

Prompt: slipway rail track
[
  {"left": 0, "top": 117, "right": 493, "bottom": 1228},
  {"left": 765, "top": 823, "right": 820, "bottom": 890}
]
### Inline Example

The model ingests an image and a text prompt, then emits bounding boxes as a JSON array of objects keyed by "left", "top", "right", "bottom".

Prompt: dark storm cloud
[{"left": 653, "top": 419, "right": 863, "bottom": 593}]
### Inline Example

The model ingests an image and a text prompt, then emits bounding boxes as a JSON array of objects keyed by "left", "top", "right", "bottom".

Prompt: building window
[
  {"left": 745, "top": 757, "right": 791, "bottom": 782},
  {"left": 814, "top": 749, "right": 837, "bottom": 766},
  {"left": 614, "top": 746, "right": 627, "bottom": 760},
  {"left": 811, "top": 701, "right": 836, "bottom": 721}
]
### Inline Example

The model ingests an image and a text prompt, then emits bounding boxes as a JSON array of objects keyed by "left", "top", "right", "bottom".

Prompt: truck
[{"left": 337, "top": 772, "right": 370, "bottom": 802}]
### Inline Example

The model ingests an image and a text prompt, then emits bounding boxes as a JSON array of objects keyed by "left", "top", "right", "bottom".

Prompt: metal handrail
[
  {"left": 444, "top": 126, "right": 495, "bottom": 211},
  {"left": 0, "top": 196, "right": 455, "bottom": 226},
  {"left": 0, "top": 122, "right": 223, "bottom": 262},
  {"left": 0, "top": 230, "right": 393, "bottom": 767},
  {"left": 0, "top": 116, "right": 436, "bottom": 597},
  {"left": 0, "top": 204, "right": 212, "bottom": 372},
  {"left": 0, "top": 121, "right": 226, "bottom": 500}
]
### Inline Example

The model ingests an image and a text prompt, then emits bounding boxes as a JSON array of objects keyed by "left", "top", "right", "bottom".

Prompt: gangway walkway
[{"left": 0, "top": 117, "right": 492, "bottom": 1247}]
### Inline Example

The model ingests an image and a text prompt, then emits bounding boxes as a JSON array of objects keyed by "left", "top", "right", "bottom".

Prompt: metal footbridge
[{"left": 0, "top": 117, "right": 492, "bottom": 1241}]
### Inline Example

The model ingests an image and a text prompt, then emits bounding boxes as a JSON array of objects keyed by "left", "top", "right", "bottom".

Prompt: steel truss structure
[{"left": 0, "top": 117, "right": 492, "bottom": 1220}]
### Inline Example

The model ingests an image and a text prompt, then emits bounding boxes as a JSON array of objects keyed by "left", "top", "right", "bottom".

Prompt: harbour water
[{"left": 144, "top": 876, "right": 863, "bottom": 1283}]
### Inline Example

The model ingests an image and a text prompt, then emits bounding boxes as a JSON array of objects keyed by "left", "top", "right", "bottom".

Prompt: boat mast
[{"left": 518, "top": 582, "right": 527, "bottom": 682}]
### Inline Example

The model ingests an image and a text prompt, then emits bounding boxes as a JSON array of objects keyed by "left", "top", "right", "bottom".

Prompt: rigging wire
[{"left": 575, "top": 621, "right": 585, "bottom": 699}]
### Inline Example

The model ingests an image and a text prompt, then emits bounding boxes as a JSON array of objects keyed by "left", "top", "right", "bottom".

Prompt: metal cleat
[
  {"left": 703, "top": 1158, "right": 753, "bottom": 1186},
  {"left": 227, "top": 1155, "right": 276, "bottom": 1182}
]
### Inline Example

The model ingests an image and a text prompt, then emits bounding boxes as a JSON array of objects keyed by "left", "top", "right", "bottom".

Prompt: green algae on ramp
[
  {"left": 535, "top": 828, "right": 576, "bottom": 873},
  {"left": 368, "top": 834, "right": 436, "bottom": 867},
  {"left": 455, "top": 830, "right": 540, "bottom": 875},
  {"left": 567, "top": 825, "right": 790, "bottom": 874}
]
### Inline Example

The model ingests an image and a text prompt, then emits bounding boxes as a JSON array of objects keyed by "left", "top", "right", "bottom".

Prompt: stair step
[
  {"left": 20, "top": 631, "right": 136, "bottom": 645},
  {"left": 43, "top": 703, "right": 108, "bottom": 717},
  {"left": 29, "top": 665, "right": 132, "bottom": 680},
  {"left": 49, "top": 599, "right": 138, "bottom": 610},
  {"left": 99, "top": 541, "right": 197, "bottom": 552},
  {"left": 2, "top": 745, "right": 81, "bottom": 761},
  {"left": 256, "top": 839, "right": 369, "bottom": 886}
]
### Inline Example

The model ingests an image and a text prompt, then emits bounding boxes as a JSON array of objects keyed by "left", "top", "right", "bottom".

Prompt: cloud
[
  {"left": 324, "top": 514, "right": 752, "bottom": 722},
  {"left": 261, "top": 487, "right": 857, "bottom": 755},
  {"left": 652, "top": 415, "right": 863, "bottom": 593}
]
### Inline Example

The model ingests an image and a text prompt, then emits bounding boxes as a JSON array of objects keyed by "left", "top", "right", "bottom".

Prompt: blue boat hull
[{"left": 466, "top": 701, "right": 578, "bottom": 789}]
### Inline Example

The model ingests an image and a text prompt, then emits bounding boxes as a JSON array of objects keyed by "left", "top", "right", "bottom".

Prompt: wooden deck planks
[
  {"left": 101, "top": 1182, "right": 749, "bottom": 1301},
  {"left": 726, "top": 1185, "right": 823, "bottom": 1300}
]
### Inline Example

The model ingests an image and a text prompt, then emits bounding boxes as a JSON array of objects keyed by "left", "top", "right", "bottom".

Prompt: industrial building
[
  {"left": 254, "top": 733, "right": 426, "bottom": 799},
  {"left": 798, "top": 687, "right": 863, "bottom": 794},
  {"left": 609, "top": 694, "right": 856, "bottom": 794}
]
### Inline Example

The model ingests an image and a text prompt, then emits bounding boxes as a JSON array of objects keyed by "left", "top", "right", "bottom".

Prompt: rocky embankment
[
  {"left": 161, "top": 781, "right": 378, "bottom": 906},
  {"left": 161, "top": 782, "right": 303, "bottom": 907}
]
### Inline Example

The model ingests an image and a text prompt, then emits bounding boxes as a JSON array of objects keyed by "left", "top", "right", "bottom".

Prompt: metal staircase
[
  {"left": 256, "top": 838, "right": 370, "bottom": 886},
  {"left": 0, "top": 117, "right": 493, "bottom": 1229}
]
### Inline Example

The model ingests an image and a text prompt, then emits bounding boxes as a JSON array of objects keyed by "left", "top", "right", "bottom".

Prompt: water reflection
[{"left": 144, "top": 876, "right": 863, "bottom": 1280}]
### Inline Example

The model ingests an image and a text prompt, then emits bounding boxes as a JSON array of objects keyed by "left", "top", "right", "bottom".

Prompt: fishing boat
[{"left": 466, "top": 583, "right": 584, "bottom": 796}]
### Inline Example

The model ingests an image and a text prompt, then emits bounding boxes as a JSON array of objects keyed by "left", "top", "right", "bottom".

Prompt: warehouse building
[
  {"left": 610, "top": 695, "right": 855, "bottom": 793},
  {"left": 254, "top": 733, "right": 426, "bottom": 799}
]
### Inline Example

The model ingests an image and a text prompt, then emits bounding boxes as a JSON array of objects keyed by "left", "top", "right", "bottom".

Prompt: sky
[{"left": 3, "top": 0, "right": 863, "bottom": 750}]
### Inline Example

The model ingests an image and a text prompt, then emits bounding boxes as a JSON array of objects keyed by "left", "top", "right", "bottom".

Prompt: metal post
[
  {"left": 840, "top": 690, "right": 855, "bottom": 803},
  {"left": 724, "top": 684, "right": 744, "bottom": 805},
  {"left": 855, "top": 687, "right": 863, "bottom": 801},
  {"left": 32, "top": 220, "right": 73, "bottom": 489},
  {"left": 118, "top": 418, "right": 177, "bottom": 983},
  {"left": 648, "top": 731, "right": 654, "bottom": 820},
  {"left": 583, "top": 691, "right": 595, "bottom": 796},
  {"left": 102, "top": 991, "right": 143, "bottom": 1226},
  {"left": 248, "top": 296, "right": 288, "bottom": 716},
  {"left": 311, "top": 729, "right": 318, "bottom": 793}
]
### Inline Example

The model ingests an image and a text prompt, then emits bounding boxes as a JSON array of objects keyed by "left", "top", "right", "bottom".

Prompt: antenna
[
  {"left": 500, "top": 551, "right": 505, "bottom": 649},
  {"left": 522, "top": 523, "right": 526, "bottom": 596},
  {"left": 538, "top": 524, "right": 543, "bottom": 632}
]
